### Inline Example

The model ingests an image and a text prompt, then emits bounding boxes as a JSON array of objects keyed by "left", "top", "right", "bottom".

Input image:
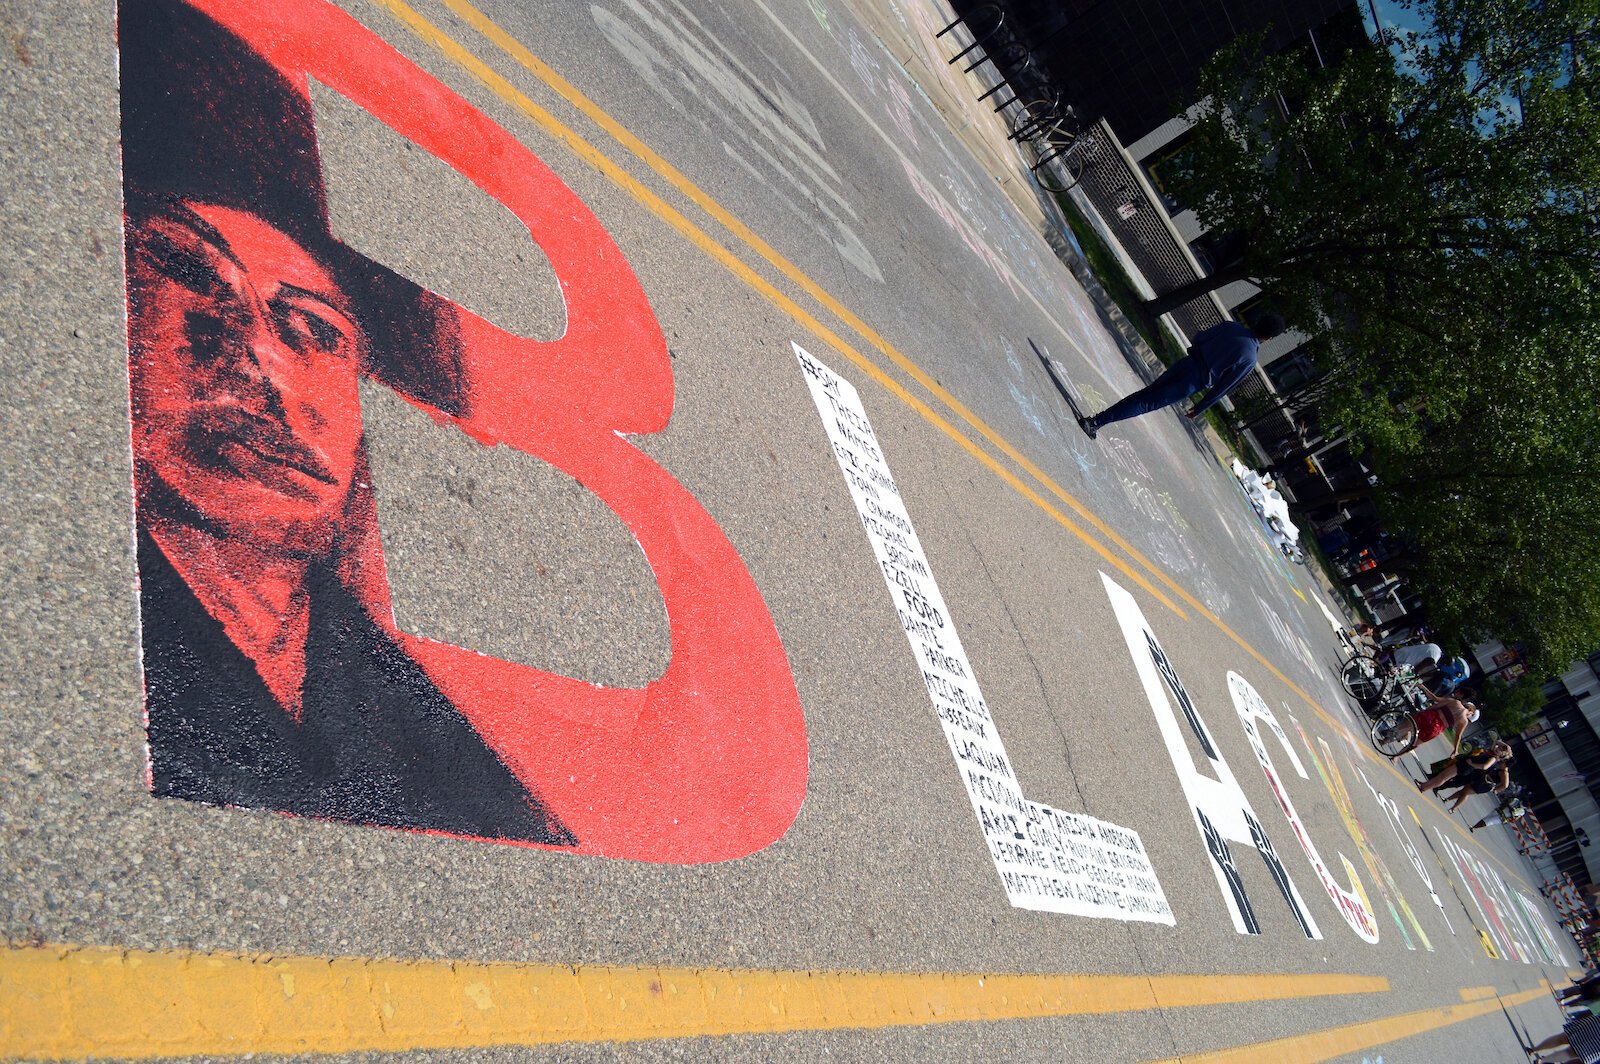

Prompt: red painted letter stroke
[{"left": 119, "top": 0, "right": 807, "bottom": 862}]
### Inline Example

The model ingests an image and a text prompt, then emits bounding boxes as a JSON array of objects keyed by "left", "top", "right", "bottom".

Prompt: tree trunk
[
  {"left": 1137, "top": 262, "right": 1256, "bottom": 319},
  {"left": 1285, "top": 486, "right": 1375, "bottom": 513},
  {"left": 1376, "top": 609, "right": 1428, "bottom": 638},
  {"left": 1344, "top": 567, "right": 1396, "bottom": 593}
]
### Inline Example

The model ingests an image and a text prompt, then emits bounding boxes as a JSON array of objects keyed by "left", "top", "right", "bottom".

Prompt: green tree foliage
[
  {"left": 1154, "top": 0, "right": 1600, "bottom": 670},
  {"left": 1149, "top": 0, "right": 1599, "bottom": 321},
  {"left": 1479, "top": 675, "right": 1546, "bottom": 736}
]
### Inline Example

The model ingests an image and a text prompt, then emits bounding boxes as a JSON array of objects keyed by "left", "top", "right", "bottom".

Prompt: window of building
[
  {"left": 1264, "top": 349, "right": 1319, "bottom": 392},
  {"left": 1142, "top": 131, "right": 1196, "bottom": 213}
]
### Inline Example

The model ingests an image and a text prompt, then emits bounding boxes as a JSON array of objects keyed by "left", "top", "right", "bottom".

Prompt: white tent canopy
[{"left": 1231, "top": 459, "right": 1302, "bottom": 558}]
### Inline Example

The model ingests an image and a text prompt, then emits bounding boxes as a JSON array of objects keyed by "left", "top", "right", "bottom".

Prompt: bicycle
[
  {"left": 1340, "top": 652, "right": 1431, "bottom": 755},
  {"left": 1370, "top": 706, "right": 1420, "bottom": 757},
  {"left": 1339, "top": 650, "right": 1409, "bottom": 705},
  {"left": 1369, "top": 679, "right": 1460, "bottom": 758},
  {"left": 1007, "top": 97, "right": 1099, "bottom": 193}
]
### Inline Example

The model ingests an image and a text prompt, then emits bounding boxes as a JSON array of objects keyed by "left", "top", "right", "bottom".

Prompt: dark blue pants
[{"left": 1095, "top": 354, "right": 1209, "bottom": 426}]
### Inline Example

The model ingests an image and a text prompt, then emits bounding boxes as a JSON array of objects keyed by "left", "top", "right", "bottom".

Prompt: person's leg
[
  {"left": 1536, "top": 1049, "right": 1579, "bottom": 1063},
  {"left": 1417, "top": 764, "right": 1459, "bottom": 791},
  {"left": 1532, "top": 1031, "right": 1572, "bottom": 1051},
  {"left": 1447, "top": 789, "right": 1471, "bottom": 812},
  {"left": 1086, "top": 356, "right": 1208, "bottom": 430}
]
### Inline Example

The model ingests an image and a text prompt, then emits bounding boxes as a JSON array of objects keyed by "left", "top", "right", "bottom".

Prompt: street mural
[
  {"left": 799, "top": 346, "right": 1172, "bottom": 923},
  {"left": 1103, "top": 575, "right": 1319, "bottom": 938},
  {"left": 1357, "top": 764, "right": 1456, "bottom": 935},
  {"left": 118, "top": 0, "right": 806, "bottom": 861},
  {"left": 1435, "top": 828, "right": 1537, "bottom": 963},
  {"left": 1226, "top": 676, "right": 1379, "bottom": 943},
  {"left": 109, "top": 0, "right": 1584, "bottom": 976},
  {"left": 1311, "top": 737, "right": 1430, "bottom": 949}
]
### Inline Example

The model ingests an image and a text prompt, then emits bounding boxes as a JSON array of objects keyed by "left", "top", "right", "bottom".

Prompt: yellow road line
[
  {"left": 368, "top": 0, "right": 1184, "bottom": 614},
  {"left": 1459, "top": 984, "right": 1498, "bottom": 1001},
  {"left": 378, "top": 0, "right": 1550, "bottom": 894},
  {"left": 1144, "top": 984, "right": 1548, "bottom": 1064},
  {"left": 1, "top": 944, "right": 1387, "bottom": 1059},
  {"left": 378, "top": 0, "right": 1395, "bottom": 728},
  {"left": 433, "top": 0, "right": 1174, "bottom": 598}
]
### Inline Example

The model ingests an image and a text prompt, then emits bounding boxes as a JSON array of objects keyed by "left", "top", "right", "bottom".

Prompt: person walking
[
  {"left": 1415, "top": 733, "right": 1500, "bottom": 793},
  {"left": 1077, "top": 314, "right": 1287, "bottom": 439},
  {"left": 1526, "top": 1010, "right": 1600, "bottom": 1061},
  {"left": 1469, "top": 795, "right": 1526, "bottom": 831}
]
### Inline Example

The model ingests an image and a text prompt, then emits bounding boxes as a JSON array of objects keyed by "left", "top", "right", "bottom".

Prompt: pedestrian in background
[
  {"left": 1469, "top": 795, "right": 1526, "bottom": 831},
  {"left": 1078, "top": 314, "right": 1287, "bottom": 439},
  {"left": 1525, "top": 1010, "right": 1600, "bottom": 1061}
]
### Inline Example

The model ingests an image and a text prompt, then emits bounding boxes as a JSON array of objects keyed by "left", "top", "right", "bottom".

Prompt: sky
[
  {"left": 1363, "top": 0, "right": 1430, "bottom": 44},
  {"left": 1367, "top": 0, "right": 1536, "bottom": 127}
]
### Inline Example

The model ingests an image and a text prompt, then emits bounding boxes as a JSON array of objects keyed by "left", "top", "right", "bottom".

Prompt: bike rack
[
  {"left": 978, "top": 57, "right": 1028, "bottom": 107},
  {"left": 935, "top": 4, "right": 1026, "bottom": 111},
  {"left": 934, "top": 6, "right": 1093, "bottom": 193},
  {"left": 1007, "top": 95, "right": 1063, "bottom": 143},
  {"left": 935, "top": 3, "right": 1004, "bottom": 61}
]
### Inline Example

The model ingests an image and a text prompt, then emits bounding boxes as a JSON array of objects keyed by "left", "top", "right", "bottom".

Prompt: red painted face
[{"left": 126, "top": 202, "right": 365, "bottom": 555}]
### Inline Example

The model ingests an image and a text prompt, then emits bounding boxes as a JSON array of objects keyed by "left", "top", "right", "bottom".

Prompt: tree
[
  {"left": 1151, "top": 0, "right": 1600, "bottom": 671},
  {"left": 1480, "top": 675, "right": 1546, "bottom": 736},
  {"left": 1144, "top": 0, "right": 1600, "bottom": 327},
  {"left": 1316, "top": 300, "right": 1600, "bottom": 671}
]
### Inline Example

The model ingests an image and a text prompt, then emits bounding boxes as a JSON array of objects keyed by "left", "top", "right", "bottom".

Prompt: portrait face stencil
[
  {"left": 116, "top": 0, "right": 809, "bottom": 860},
  {"left": 127, "top": 201, "right": 366, "bottom": 556}
]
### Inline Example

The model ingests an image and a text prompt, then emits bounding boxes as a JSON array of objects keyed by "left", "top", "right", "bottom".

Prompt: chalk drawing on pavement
[
  {"left": 799, "top": 343, "right": 1172, "bottom": 923},
  {"left": 1354, "top": 762, "right": 1455, "bottom": 936},
  {"left": 592, "top": 0, "right": 882, "bottom": 282}
]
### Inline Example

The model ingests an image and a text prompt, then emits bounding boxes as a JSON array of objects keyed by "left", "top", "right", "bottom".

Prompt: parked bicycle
[
  {"left": 1369, "top": 687, "right": 1480, "bottom": 760},
  {"left": 1338, "top": 650, "right": 1439, "bottom": 755},
  {"left": 1339, "top": 649, "right": 1410, "bottom": 707},
  {"left": 1008, "top": 97, "right": 1099, "bottom": 194}
]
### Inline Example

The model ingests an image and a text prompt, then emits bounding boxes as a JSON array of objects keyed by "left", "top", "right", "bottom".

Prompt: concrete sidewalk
[{"left": 835, "top": 0, "right": 1047, "bottom": 226}]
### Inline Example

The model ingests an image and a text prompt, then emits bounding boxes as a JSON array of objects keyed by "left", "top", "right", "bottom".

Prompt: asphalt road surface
[{"left": 0, "top": 0, "right": 1585, "bottom": 1060}]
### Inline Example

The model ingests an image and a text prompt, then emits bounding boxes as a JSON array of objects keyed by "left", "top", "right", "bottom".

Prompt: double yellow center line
[
  {"left": 379, "top": 0, "right": 1545, "bottom": 889},
  {"left": 378, "top": 0, "right": 1207, "bottom": 622},
  {"left": 407, "top": 0, "right": 1392, "bottom": 786}
]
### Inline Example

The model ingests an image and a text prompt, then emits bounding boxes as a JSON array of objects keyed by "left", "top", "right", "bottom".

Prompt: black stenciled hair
[{"left": 118, "top": 0, "right": 468, "bottom": 415}]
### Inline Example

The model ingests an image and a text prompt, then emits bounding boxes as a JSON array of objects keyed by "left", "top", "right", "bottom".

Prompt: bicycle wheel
[
  {"left": 1341, "top": 653, "right": 1382, "bottom": 700},
  {"left": 1009, "top": 100, "right": 1054, "bottom": 142},
  {"left": 1371, "top": 710, "right": 1417, "bottom": 758},
  {"left": 1031, "top": 130, "right": 1095, "bottom": 193}
]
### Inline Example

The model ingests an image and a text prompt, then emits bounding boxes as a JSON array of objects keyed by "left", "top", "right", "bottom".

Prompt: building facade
[
  {"left": 1474, "top": 641, "right": 1600, "bottom": 888},
  {"left": 992, "top": 0, "right": 1362, "bottom": 144}
]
